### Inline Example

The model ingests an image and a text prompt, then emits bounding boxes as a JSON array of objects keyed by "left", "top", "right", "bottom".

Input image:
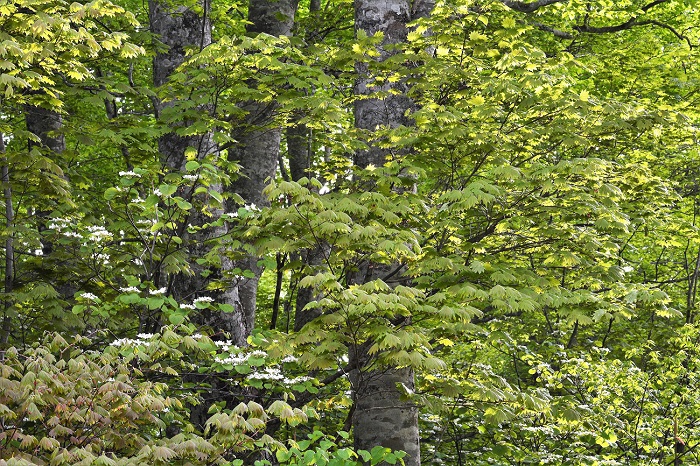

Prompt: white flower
[
  {"left": 110, "top": 338, "right": 150, "bottom": 347},
  {"left": 244, "top": 203, "right": 259, "bottom": 211},
  {"left": 281, "top": 355, "right": 298, "bottom": 363},
  {"left": 80, "top": 292, "right": 98, "bottom": 300},
  {"left": 120, "top": 286, "right": 140, "bottom": 293},
  {"left": 249, "top": 367, "right": 284, "bottom": 381},
  {"left": 180, "top": 303, "right": 195, "bottom": 310},
  {"left": 286, "top": 376, "right": 312, "bottom": 384},
  {"left": 149, "top": 287, "right": 167, "bottom": 295},
  {"left": 34, "top": 249, "right": 43, "bottom": 256},
  {"left": 183, "top": 174, "right": 198, "bottom": 181},
  {"left": 87, "top": 225, "right": 112, "bottom": 242},
  {"left": 214, "top": 340, "right": 234, "bottom": 352},
  {"left": 193, "top": 296, "right": 214, "bottom": 303},
  {"left": 216, "top": 353, "right": 247, "bottom": 365},
  {"left": 137, "top": 333, "right": 154, "bottom": 339},
  {"left": 130, "top": 197, "right": 145, "bottom": 204},
  {"left": 119, "top": 171, "right": 141, "bottom": 178},
  {"left": 153, "top": 188, "right": 162, "bottom": 197}
]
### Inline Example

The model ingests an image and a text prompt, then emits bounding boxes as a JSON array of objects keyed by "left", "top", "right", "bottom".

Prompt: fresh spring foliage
[{"left": 1, "top": 0, "right": 700, "bottom": 464}]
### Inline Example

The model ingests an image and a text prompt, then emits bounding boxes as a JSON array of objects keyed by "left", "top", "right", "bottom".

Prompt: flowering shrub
[{"left": 0, "top": 331, "right": 405, "bottom": 465}]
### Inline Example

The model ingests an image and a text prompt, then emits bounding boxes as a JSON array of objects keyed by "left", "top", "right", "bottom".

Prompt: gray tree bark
[
  {"left": 149, "top": 0, "right": 248, "bottom": 340},
  {"left": 351, "top": 1, "right": 434, "bottom": 464},
  {"left": 149, "top": 0, "right": 248, "bottom": 430},
  {"left": 225, "top": 0, "right": 299, "bottom": 341}
]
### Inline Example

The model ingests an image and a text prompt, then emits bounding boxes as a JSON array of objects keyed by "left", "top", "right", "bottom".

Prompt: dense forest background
[{"left": 1, "top": 0, "right": 700, "bottom": 464}]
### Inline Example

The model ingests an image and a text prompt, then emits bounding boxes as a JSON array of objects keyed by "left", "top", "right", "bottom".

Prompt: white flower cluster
[
  {"left": 110, "top": 337, "right": 151, "bottom": 347},
  {"left": 92, "top": 253, "right": 110, "bottom": 265},
  {"left": 249, "top": 367, "right": 285, "bottom": 381},
  {"left": 48, "top": 218, "right": 86, "bottom": 240},
  {"left": 149, "top": 287, "right": 167, "bottom": 295},
  {"left": 119, "top": 171, "right": 141, "bottom": 178},
  {"left": 216, "top": 353, "right": 249, "bottom": 365},
  {"left": 87, "top": 225, "right": 112, "bottom": 242},
  {"left": 193, "top": 296, "right": 214, "bottom": 303},
  {"left": 120, "top": 286, "right": 140, "bottom": 293},
  {"left": 214, "top": 340, "right": 237, "bottom": 352},
  {"left": 183, "top": 174, "right": 198, "bottom": 181},
  {"left": 80, "top": 292, "right": 98, "bottom": 300},
  {"left": 48, "top": 217, "right": 72, "bottom": 232},
  {"left": 248, "top": 367, "right": 311, "bottom": 385}
]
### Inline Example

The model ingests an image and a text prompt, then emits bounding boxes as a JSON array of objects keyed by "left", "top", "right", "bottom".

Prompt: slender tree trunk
[
  {"left": 351, "top": 1, "right": 434, "bottom": 464},
  {"left": 287, "top": 0, "right": 329, "bottom": 331},
  {"left": 225, "top": 0, "right": 299, "bottom": 342},
  {"left": 24, "top": 107, "right": 79, "bottom": 306},
  {"left": 0, "top": 133, "right": 12, "bottom": 352}
]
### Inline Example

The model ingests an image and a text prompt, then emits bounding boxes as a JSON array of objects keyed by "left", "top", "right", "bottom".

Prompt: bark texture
[
  {"left": 351, "top": 1, "right": 434, "bottom": 464},
  {"left": 149, "top": 0, "right": 246, "bottom": 340},
  {"left": 150, "top": 0, "right": 212, "bottom": 172},
  {"left": 149, "top": 0, "right": 247, "bottom": 430},
  {"left": 225, "top": 0, "right": 299, "bottom": 340},
  {"left": 25, "top": 107, "right": 65, "bottom": 155}
]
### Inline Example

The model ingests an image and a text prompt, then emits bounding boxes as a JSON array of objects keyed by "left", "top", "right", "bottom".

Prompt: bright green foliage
[{"left": 1, "top": 0, "right": 700, "bottom": 464}]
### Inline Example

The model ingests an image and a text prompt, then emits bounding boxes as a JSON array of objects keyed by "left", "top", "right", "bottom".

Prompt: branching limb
[
  {"left": 532, "top": 22, "right": 573, "bottom": 39},
  {"left": 500, "top": 0, "right": 567, "bottom": 14}
]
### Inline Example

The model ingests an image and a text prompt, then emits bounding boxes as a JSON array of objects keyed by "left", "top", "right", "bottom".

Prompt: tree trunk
[
  {"left": 286, "top": 0, "right": 328, "bottom": 332},
  {"left": 225, "top": 0, "right": 299, "bottom": 341},
  {"left": 149, "top": 0, "right": 231, "bottom": 308},
  {"left": 149, "top": 0, "right": 249, "bottom": 430},
  {"left": 351, "top": 1, "right": 434, "bottom": 464},
  {"left": 24, "top": 107, "right": 79, "bottom": 306},
  {"left": 0, "top": 134, "right": 12, "bottom": 352}
]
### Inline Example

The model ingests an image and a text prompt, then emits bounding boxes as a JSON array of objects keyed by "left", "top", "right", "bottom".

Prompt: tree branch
[
  {"left": 573, "top": 18, "right": 693, "bottom": 48},
  {"left": 573, "top": 18, "right": 636, "bottom": 34},
  {"left": 638, "top": 20, "right": 693, "bottom": 48},
  {"left": 501, "top": 0, "right": 567, "bottom": 14},
  {"left": 532, "top": 22, "right": 573, "bottom": 39}
]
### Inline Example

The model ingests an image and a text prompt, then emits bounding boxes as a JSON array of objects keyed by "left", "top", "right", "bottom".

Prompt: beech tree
[{"left": 2, "top": 0, "right": 700, "bottom": 465}]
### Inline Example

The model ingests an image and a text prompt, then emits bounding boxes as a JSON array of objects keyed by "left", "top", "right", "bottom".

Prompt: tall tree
[
  {"left": 225, "top": 0, "right": 300, "bottom": 343},
  {"left": 148, "top": 0, "right": 245, "bottom": 339},
  {"left": 350, "top": 1, "right": 434, "bottom": 463}
]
